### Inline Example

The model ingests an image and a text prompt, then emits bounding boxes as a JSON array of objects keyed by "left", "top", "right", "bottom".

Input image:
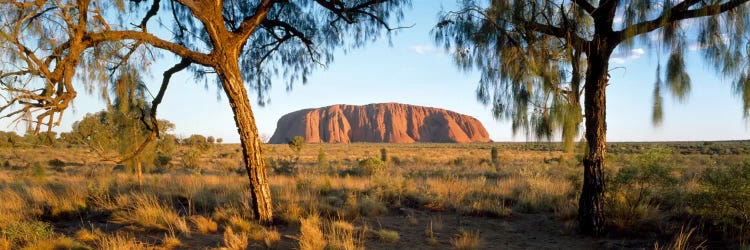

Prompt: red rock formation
[{"left": 269, "top": 103, "right": 491, "bottom": 143}]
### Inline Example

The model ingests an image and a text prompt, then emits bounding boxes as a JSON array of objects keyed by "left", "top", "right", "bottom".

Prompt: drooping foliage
[{"left": 435, "top": 0, "right": 750, "bottom": 147}]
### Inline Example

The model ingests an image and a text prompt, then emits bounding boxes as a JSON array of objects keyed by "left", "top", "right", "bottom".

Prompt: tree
[
  {"left": 184, "top": 134, "right": 210, "bottom": 150},
  {"left": 436, "top": 0, "right": 750, "bottom": 235},
  {"left": 111, "top": 67, "right": 153, "bottom": 187},
  {"left": 0, "top": 0, "right": 410, "bottom": 223},
  {"left": 288, "top": 135, "right": 305, "bottom": 163},
  {"left": 68, "top": 108, "right": 176, "bottom": 172}
]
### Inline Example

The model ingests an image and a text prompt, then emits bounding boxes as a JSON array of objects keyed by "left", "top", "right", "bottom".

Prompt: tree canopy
[{"left": 435, "top": 0, "right": 750, "bottom": 147}]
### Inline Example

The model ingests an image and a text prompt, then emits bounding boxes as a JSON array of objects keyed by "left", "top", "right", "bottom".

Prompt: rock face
[{"left": 269, "top": 103, "right": 491, "bottom": 143}]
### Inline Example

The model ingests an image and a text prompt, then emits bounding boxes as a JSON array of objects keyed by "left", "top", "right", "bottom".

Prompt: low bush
[
  {"left": 693, "top": 160, "right": 750, "bottom": 239},
  {"left": 607, "top": 147, "right": 677, "bottom": 229},
  {"left": 351, "top": 157, "right": 387, "bottom": 176}
]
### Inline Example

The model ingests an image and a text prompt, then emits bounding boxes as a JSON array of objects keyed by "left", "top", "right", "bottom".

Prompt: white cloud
[
  {"left": 409, "top": 45, "right": 438, "bottom": 54},
  {"left": 610, "top": 48, "right": 646, "bottom": 64}
]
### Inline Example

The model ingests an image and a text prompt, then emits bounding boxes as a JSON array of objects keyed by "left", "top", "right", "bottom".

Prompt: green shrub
[
  {"left": 607, "top": 147, "right": 677, "bottom": 228},
  {"left": 48, "top": 159, "right": 65, "bottom": 168},
  {"left": 356, "top": 157, "right": 387, "bottom": 176},
  {"left": 268, "top": 158, "right": 296, "bottom": 175},
  {"left": 317, "top": 148, "right": 328, "bottom": 169},
  {"left": 288, "top": 136, "right": 305, "bottom": 156},
  {"left": 154, "top": 154, "right": 172, "bottom": 169},
  {"left": 183, "top": 134, "right": 210, "bottom": 150},
  {"left": 694, "top": 160, "right": 750, "bottom": 236},
  {"left": 182, "top": 149, "right": 202, "bottom": 170},
  {"left": 47, "top": 159, "right": 66, "bottom": 172},
  {"left": 31, "top": 162, "right": 45, "bottom": 179}
]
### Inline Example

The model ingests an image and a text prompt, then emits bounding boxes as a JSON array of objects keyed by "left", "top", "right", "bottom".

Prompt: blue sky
[{"left": 3, "top": 1, "right": 749, "bottom": 143}]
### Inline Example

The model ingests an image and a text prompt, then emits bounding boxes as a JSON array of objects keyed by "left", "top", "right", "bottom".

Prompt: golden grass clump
[
  {"left": 221, "top": 227, "right": 248, "bottom": 250},
  {"left": 327, "top": 220, "right": 362, "bottom": 250},
  {"left": 299, "top": 214, "right": 326, "bottom": 250},
  {"left": 20, "top": 237, "right": 88, "bottom": 250},
  {"left": 0, "top": 188, "right": 27, "bottom": 225},
  {"left": 24, "top": 179, "right": 89, "bottom": 218},
  {"left": 97, "top": 233, "right": 150, "bottom": 250},
  {"left": 190, "top": 215, "right": 218, "bottom": 233},
  {"left": 451, "top": 231, "right": 482, "bottom": 250},
  {"left": 376, "top": 229, "right": 400, "bottom": 243},
  {"left": 161, "top": 232, "right": 182, "bottom": 250},
  {"left": 653, "top": 226, "right": 706, "bottom": 250},
  {"left": 227, "top": 215, "right": 262, "bottom": 233},
  {"left": 248, "top": 228, "right": 281, "bottom": 249},
  {"left": 114, "top": 194, "right": 190, "bottom": 234},
  {"left": 75, "top": 227, "right": 103, "bottom": 243}
]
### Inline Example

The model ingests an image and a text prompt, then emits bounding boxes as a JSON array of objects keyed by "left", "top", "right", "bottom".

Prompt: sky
[{"left": 2, "top": 1, "right": 749, "bottom": 143}]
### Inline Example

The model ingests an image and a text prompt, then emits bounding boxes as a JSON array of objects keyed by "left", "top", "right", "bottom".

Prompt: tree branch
[
  {"left": 616, "top": 0, "right": 750, "bottom": 42},
  {"left": 572, "top": 0, "right": 595, "bottom": 14},
  {"left": 236, "top": 0, "right": 277, "bottom": 41},
  {"left": 87, "top": 31, "right": 213, "bottom": 66}
]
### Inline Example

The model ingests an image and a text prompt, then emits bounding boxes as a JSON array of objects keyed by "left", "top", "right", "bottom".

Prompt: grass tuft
[
  {"left": 190, "top": 215, "right": 218, "bottom": 234},
  {"left": 221, "top": 227, "right": 248, "bottom": 250},
  {"left": 299, "top": 214, "right": 326, "bottom": 250},
  {"left": 451, "top": 230, "right": 482, "bottom": 250},
  {"left": 376, "top": 229, "right": 400, "bottom": 243},
  {"left": 114, "top": 194, "right": 190, "bottom": 234}
]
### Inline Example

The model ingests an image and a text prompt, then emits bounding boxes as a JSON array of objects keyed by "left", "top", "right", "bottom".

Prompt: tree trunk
[
  {"left": 578, "top": 48, "right": 611, "bottom": 236},
  {"left": 217, "top": 61, "right": 274, "bottom": 223},
  {"left": 133, "top": 123, "right": 143, "bottom": 188}
]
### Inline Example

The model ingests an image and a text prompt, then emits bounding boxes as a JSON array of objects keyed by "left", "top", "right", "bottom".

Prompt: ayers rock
[{"left": 269, "top": 103, "right": 491, "bottom": 143}]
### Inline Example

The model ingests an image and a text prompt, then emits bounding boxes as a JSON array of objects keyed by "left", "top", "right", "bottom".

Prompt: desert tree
[
  {"left": 0, "top": 0, "right": 154, "bottom": 155},
  {"left": 435, "top": 0, "right": 750, "bottom": 235},
  {"left": 0, "top": 0, "right": 411, "bottom": 223}
]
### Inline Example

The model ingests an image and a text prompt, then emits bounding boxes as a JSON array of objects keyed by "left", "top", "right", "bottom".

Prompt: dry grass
[
  {"left": 654, "top": 227, "right": 706, "bottom": 250},
  {"left": 190, "top": 215, "right": 218, "bottom": 233},
  {"left": 451, "top": 230, "right": 483, "bottom": 250},
  {"left": 299, "top": 214, "right": 327, "bottom": 250},
  {"left": 161, "top": 231, "right": 182, "bottom": 249},
  {"left": 0, "top": 188, "right": 27, "bottom": 225},
  {"left": 327, "top": 220, "right": 362, "bottom": 250},
  {"left": 113, "top": 194, "right": 190, "bottom": 234},
  {"left": 75, "top": 227, "right": 103, "bottom": 242},
  {"left": 0, "top": 142, "right": 745, "bottom": 249},
  {"left": 97, "top": 233, "right": 150, "bottom": 250},
  {"left": 262, "top": 229, "right": 281, "bottom": 249},
  {"left": 227, "top": 215, "right": 261, "bottom": 233},
  {"left": 221, "top": 227, "right": 248, "bottom": 250},
  {"left": 375, "top": 229, "right": 400, "bottom": 243},
  {"left": 0, "top": 238, "right": 10, "bottom": 250},
  {"left": 19, "top": 237, "right": 87, "bottom": 250}
]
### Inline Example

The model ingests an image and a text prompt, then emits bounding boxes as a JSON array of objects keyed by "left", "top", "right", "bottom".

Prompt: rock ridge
[{"left": 269, "top": 103, "right": 490, "bottom": 143}]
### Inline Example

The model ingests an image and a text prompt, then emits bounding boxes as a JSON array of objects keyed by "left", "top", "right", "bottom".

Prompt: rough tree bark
[
  {"left": 578, "top": 40, "right": 613, "bottom": 235},
  {"left": 133, "top": 125, "right": 143, "bottom": 188},
  {"left": 216, "top": 58, "right": 274, "bottom": 223}
]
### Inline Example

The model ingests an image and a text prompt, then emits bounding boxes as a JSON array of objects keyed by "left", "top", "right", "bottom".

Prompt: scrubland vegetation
[{"left": 0, "top": 137, "right": 748, "bottom": 249}]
